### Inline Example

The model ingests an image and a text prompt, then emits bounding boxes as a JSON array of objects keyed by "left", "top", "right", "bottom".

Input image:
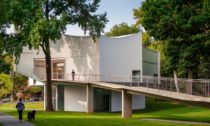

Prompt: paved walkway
[
  {"left": 142, "top": 118, "right": 210, "bottom": 125},
  {"left": 0, "top": 112, "right": 34, "bottom": 126}
]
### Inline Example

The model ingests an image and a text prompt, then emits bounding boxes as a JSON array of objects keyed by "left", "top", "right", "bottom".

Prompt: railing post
[{"left": 208, "top": 83, "right": 209, "bottom": 97}]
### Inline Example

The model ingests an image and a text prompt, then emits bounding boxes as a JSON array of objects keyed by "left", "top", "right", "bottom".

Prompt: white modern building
[{"left": 16, "top": 32, "right": 160, "bottom": 112}]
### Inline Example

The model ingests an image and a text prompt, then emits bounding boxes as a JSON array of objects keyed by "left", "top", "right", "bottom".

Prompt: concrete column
[
  {"left": 122, "top": 89, "right": 132, "bottom": 118},
  {"left": 86, "top": 84, "right": 93, "bottom": 113}
]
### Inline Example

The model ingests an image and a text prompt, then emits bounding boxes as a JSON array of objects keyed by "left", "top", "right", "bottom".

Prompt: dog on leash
[{"left": 27, "top": 110, "right": 36, "bottom": 121}]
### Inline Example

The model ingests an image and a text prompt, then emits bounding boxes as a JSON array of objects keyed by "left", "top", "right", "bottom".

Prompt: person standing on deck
[{"left": 72, "top": 70, "right": 75, "bottom": 81}]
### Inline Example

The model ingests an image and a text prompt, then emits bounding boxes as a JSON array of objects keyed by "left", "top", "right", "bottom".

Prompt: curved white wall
[
  {"left": 142, "top": 47, "right": 159, "bottom": 76},
  {"left": 100, "top": 32, "right": 143, "bottom": 82}
]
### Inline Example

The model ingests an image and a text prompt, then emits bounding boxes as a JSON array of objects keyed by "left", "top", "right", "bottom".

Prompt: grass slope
[{"left": 0, "top": 99, "right": 210, "bottom": 126}]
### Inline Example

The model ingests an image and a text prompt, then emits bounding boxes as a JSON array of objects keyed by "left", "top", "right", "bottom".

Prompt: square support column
[
  {"left": 86, "top": 84, "right": 93, "bottom": 113},
  {"left": 122, "top": 89, "right": 132, "bottom": 118}
]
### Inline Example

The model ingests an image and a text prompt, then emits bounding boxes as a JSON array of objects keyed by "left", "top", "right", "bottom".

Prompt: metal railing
[{"left": 41, "top": 73, "right": 210, "bottom": 97}]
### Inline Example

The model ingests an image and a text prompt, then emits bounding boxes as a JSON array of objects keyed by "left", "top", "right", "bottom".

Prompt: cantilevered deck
[{"left": 51, "top": 75, "right": 210, "bottom": 118}]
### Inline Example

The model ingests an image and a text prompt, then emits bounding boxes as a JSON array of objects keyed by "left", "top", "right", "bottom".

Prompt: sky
[
  {"left": 65, "top": 0, "right": 142, "bottom": 36},
  {"left": 7, "top": 0, "right": 143, "bottom": 35}
]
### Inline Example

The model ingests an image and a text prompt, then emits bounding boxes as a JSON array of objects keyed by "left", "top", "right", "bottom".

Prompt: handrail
[{"left": 42, "top": 73, "right": 210, "bottom": 97}]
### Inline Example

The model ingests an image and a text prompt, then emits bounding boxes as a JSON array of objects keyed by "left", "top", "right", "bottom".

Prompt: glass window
[
  {"left": 52, "top": 61, "right": 65, "bottom": 79},
  {"left": 132, "top": 70, "right": 141, "bottom": 82}
]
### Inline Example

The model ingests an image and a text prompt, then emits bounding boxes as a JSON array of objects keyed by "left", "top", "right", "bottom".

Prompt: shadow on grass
[{"left": 134, "top": 98, "right": 186, "bottom": 114}]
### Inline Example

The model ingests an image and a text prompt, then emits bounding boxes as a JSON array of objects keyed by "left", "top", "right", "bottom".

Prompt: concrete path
[
  {"left": 0, "top": 112, "right": 34, "bottom": 126},
  {"left": 142, "top": 118, "right": 210, "bottom": 125}
]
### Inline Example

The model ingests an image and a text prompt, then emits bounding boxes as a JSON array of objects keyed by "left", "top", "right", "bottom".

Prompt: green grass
[{"left": 0, "top": 99, "right": 210, "bottom": 126}]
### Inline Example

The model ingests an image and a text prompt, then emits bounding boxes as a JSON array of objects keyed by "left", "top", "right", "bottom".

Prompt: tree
[
  {"left": 6, "top": 0, "right": 108, "bottom": 111},
  {"left": 134, "top": 0, "right": 210, "bottom": 79},
  {"left": 0, "top": 0, "right": 9, "bottom": 55},
  {"left": 0, "top": 54, "right": 13, "bottom": 74},
  {"left": 0, "top": 73, "right": 13, "bottom": 98},
  {"left": 106, "top": 22, "right": 139, "bottom": 37}
]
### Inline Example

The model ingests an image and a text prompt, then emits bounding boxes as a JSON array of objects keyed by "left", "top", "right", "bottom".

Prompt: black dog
[{"left": 27, "top": 110, "right": 36, "bottom": 121}]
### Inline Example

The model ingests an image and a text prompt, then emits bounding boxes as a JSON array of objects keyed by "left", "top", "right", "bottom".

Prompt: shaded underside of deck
[{"left": 52, "top": 79, "right": 210, "bottom": 108}]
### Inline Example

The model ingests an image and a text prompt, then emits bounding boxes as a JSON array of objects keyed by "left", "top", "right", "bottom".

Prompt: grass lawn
[{"left": 0, "top": 99, "right": 210, "bottom": 126}]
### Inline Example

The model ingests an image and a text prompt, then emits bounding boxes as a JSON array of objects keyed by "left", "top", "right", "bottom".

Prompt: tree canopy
[
  {"left": 134, "top": 0, "right": 210, "bottom": 78},
  {"left": 105, "top": 22, "right": 139, "bottom": 37},
  {"left": 0, "top": 54, "right": 13, "bottom": 74},
  {"left": 3, "top": 0, "right": 108, "bottom": 111},
  {"left": 0, "top": 73, "right": 12, "bottom": 98}
]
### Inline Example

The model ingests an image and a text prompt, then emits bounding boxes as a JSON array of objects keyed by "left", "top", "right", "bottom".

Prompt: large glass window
[
  {"left": 33, "top": 59, "right": 65, "bottom": 80},
  {"left": 52, "top": 60, "right": 65, "bottom": 79}
]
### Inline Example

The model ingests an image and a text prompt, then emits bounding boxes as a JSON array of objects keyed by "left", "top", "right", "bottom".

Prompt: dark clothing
[
  {"left": 72, "top": 71, "right": 75, "bottom": 80},
  {"left": 16, "top": 101, "right": 25, "bottom": 121},
  {"left": 18, "top": 110, "right": 23, "bottom": 121}
]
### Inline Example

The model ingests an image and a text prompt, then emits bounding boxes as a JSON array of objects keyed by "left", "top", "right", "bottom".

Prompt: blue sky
[{"left": 66, "top": 0, "right": 142, "bottom": 36}]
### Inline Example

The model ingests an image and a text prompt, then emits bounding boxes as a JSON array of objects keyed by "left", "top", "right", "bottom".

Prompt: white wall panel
[
  {"left": 64, "top": 85, "right": 87, "bottom": 112},
  {"left": 111, "top": 91, "right": 145, "bottom": 112},
  {"left": 100, "top": 32, "right": 143, "bottom": 82}
]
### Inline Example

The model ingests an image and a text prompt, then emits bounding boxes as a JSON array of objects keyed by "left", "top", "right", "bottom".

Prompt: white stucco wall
[
  {"left": 111, "top": 91, "right": 145, "bottom": 112},
  {"left": 111, "top": 91, "right": 122, "bottom": 112},
  {"left": 64, "top": 85, "right": 87, "bottom": 112},
  {"left": 100, "top": 32, "right": 143, "bottom": 82},
  {"left": 28, "top": 78, "right": 44, "bottom": 86},
  {"left": 16, "top": 35, "right": 99, "bottom": 84}
]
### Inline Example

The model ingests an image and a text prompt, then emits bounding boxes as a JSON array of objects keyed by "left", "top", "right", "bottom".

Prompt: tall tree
[
  {"left": 106, "top": 22, "right": 139, "bottom": 37},
  {"left": 0, "top": 0, "right": 9, "bottom": 54},
  {"left": 6, "top": 0, "right": 107, "bottom": 111},
  {"left": 0, "top": 73, "right": 13, "bottom": 98},
  {"left": 134, "top": 0, "right": 210, "bottom": 79},
  {"left": 0, "top": 54, "right": 13, "bottom": 74}
]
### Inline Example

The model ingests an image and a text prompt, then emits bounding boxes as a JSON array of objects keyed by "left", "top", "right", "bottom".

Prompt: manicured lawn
[{"left": 0, "top": 99, "right": 210, "bottom": 126}]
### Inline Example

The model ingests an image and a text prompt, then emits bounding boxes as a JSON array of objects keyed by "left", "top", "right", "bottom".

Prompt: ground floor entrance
[
  {"left": 93, "top": 88, "right": 111, "bottom": 112},
  {"left": 50, "top": 83, "right": 145, "bottom": 113}
]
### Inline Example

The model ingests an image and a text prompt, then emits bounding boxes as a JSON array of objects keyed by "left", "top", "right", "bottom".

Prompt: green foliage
[
  {"left": 0, "top": 54, "right": 13, "bottom": 74},
  {"left": 0, "top": 0, "right": 10, "bottom": 55},
  {"left": 0, "top": 73, "right": 12, "bottom": 98},
  {"left": 13, "top": 74, "right": 43, "bottom": 100},
  {"left": 4, "top": 0, "right": 108, "bottom": 110},
  {"left": 135, "top": 0, "right": 210, "bottom": 78},
  {"left": 13, "top": 74, "right": 27, "bottom": 93},
  {"left": 106, "top": 22, "right": 139, "bottom": 37},
  {"left": 30, "top": 87, "right": 42, "bottom": 94}
]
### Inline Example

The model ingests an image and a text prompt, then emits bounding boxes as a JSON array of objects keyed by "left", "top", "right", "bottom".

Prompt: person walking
[
  {"left": 16, "top": 99, "right": 25, "bottom": 122},
  {"left": 72, "top": 70, "right": 75, "bottom": 81}
]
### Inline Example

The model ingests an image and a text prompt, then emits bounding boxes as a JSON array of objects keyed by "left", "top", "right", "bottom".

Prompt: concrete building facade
[{"left": 16, "top": 32, "right": 160, "bottom": 113}]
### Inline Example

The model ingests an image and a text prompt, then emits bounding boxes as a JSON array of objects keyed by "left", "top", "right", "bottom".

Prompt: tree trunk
[
  {"left": 173, "top": 70, "right": 179, "bottom": 92},
  {"left": 45, "top": 39, "right": 54, "bottom": 111}
]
